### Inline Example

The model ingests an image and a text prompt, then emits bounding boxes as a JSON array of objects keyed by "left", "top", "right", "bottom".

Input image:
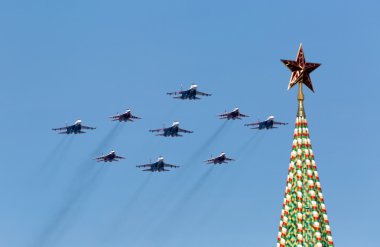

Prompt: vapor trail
[
  {"left": 154, "top": 167, "right": 214, "bottom": 247},
  {"left": 182, "top": 121, "right": 230, "bottom": 170},
  {"left": 32, "top": 136, "right": 74, "bottom": 187},
  {"left": 34, "top": 166, "right": 106, "bottom": 246},
  {"left": 101, "top": 174, "right": 152, "bottom": 244},
  {"left": 37, "top": 137, "right": 68, "bottom": 172},
  {"left": 233, "top": 131, "right": 260, "bottom": 157},
  {"left": 240, "top": 130, "right": 267, "bottom": 160},
  {"left": 32, "top": 124, "right": 122, "bottom": 247},
  {"left": 175, "top": 167, "right": 214, "bottom": 210}
]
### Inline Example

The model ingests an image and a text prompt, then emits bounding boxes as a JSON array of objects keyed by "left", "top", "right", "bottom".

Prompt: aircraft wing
[
  {"left": 218, "top": 112, "right": 230, "bottom": 118},
  {"left": 204, "top": 157, "right": 216, "bottom": 163},
  {"left": 274, "top": 121, "right": 288, "bottom": 125},
  {"left": 178, "top": 128, "right": 193, "bottom": 133},
  {"left": 143, "top": 168, "right": 154, "bottom": 172},
  {"left": 52, "top": 126, "right": 69, "bottom": 131},
  {"left": 167, "top": 90, "right": 185, "bottom": 95},
  {"left": 196, "top": 91, "right": 211, "bottom": 96},
  {"left": 244, "top": 122, "right": 260, "bottom": 126},
  {"left": 109, "top": 115, "right": 121, "bottom": 121},
  {"left": 163, "top": 163, "right": 179, "bottom": 168},
  {"left": 131, "top": 115, "right": 142, "bottom": 119},
  {"left": 82, "top": 125, "right": 96, "bottom": 130},
  {"left": 137, "top": 161, "right": 157, "bottom": 168},
  {"left": 149, "top": 128, "right": 165, "bottom": 133},
  {"left": 94, "top": 155, "right": 106, "bottom": 161},
  {"left": 136, "top": 164, "right": 152, "bottom": 168}
]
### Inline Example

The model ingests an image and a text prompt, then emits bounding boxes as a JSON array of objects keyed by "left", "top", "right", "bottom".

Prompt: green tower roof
[
  {"left": 278, "top": 44, "right": 334, "bottom": 246},
  {"left": 276, "top": 116, "right": 334, "bottom": 247}
]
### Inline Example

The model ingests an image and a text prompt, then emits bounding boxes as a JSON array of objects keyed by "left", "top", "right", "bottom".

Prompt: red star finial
[{"left": 281, "top": 44, "right": 321, "bottom": 92}]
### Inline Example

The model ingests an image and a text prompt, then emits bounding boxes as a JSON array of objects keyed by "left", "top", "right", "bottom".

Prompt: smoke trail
[
  {"left": 149, "top": 121, "right": 229, "bottom": 208},
  {"left": 124, "top": 123, "right": 228, "bottom": 245},
  {"left": 233, "top": 131, "right": 260, "bottom": 157},
  {"left": 31, "top": 136, "right": 74, "bottom": 187},
  {"left": 173, "top": 167, "right": 214, "bottom": 213},
  {"left": 37, "top": 137, "right": 67, "bottom": 172},
  {"left": 143, "top": 122, "right": 230, "bottom": 221},
  {"left": 101, "top": 174, "right": 152, "bottom": 244},
  {"left": 240, "top": 130, "right": 267, "bottom": 161},
  {"left": 31, "top": 165, "right": 105, "bottom": 247},
  {"left": 153, "top": 168, "right": 214, "bottom": 247},
  {"left": 181, "top": 121, "right": 230, "bottom": 171},
  {"left": 93, "top": 122, "right": 122, "bottom": 155},
  {"left": 31, "top": 124, "right": 122, "bottom": 247}
]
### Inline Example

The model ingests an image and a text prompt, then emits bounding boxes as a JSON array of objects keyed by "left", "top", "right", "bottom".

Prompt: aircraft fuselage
[
  {"left": 66, "top": 124, "right": 82, "bottom": 134},
  {"left": 180, "top": 88, "right": 197, "bottom": 99},
  {"left": 259, "top": 119, "right": 274, "bottom": 129},
  {"left": 213, "top": 155, "right": 226, "bottom": 164},
  {"left": 104, "top": 152, "right": 116, "bottom": 161},
  {"left": 163, "top": 126, "right": 179, "bottom": 136},
  {"left": 227, "top": 110, "right": 240, "bottom": 119},
  {"left": 119, "top": 112, "right": 132, "bottom": 121},
  {"left": 151, "top": 160, "right": 165, "bottom": 171}
]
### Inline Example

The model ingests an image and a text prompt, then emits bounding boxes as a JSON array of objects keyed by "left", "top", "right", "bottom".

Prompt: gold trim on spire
[{"left": 297, "top": 82, "right": 306, "bottom": 117}]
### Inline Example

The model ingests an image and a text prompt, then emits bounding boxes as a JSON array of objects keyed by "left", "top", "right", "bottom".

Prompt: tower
[{"left": 276, "top": 44, "right": 334, "bottom": 247}]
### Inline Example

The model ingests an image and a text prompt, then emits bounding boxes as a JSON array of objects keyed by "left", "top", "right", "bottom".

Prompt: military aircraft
[
  {"left": 149, "top": 121, "right": 193, "bottom": 137},
  {"left": 204, "top": 152, "right": 235, "bottom": 164},
  {"left": 218, "top": 107, "right": 249, "bottom": 120},
  {"left": 136, "top": 156, "right": 179, "bottom": 172},
  {"left": 167, "top": 84, "right": 211, "bottom": 100},
  {"left": 245, "top": 116, "right": 288, "bottom": 130},
  {"left": 109, "top": 109, "right": 142, "bottom": 122},
  {"left": 94, "top": 150, "right": 125, "bottom": 162},
  {"left": 52, "top": 120, "right": 96, "bottom": 134}
]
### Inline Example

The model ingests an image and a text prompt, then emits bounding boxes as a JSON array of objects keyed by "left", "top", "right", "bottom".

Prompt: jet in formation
[
  {"left": 204, "top": 152, "right": 235, "bottom": 164},
  {"left": 149, "top": 121, "right": 193, "bottom": 137},
  {"left": 167, "top": 84, "right": 211, "bottom": 100},
  {"left": 218, "top": 107, "right": 249, "bottom": 120},
  {"left": 52, "top": 120, "right": 96, "bottom": 134},
  {"left": 109, "top": 109, "right": 142, "bottom": 122},
  {"left": 245, "top": 116, "right": 288, "bottom": 130},
  {"left": 136, "top": 156, "right": 179, "bottom": 172},
  {"left": 94, "top": 150, "right": 126, "bottom": 162}
]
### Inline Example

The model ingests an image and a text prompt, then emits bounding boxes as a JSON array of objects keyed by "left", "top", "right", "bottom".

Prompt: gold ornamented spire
[{"left": 276, "top": 45, "right": 334, "bottom": 247}]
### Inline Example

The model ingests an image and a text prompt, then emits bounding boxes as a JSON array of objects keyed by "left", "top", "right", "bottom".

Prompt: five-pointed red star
[{"left": 281, "top": 44, "right": 321, "bottom": 92}]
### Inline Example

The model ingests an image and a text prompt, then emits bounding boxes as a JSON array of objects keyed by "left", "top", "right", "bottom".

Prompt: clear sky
[{"left": 1, "top": 1, "right": 379, "bottom": 246}]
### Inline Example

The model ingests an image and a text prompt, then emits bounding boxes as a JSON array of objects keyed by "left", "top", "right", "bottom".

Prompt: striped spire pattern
[{"left": 276, "top": 116, "right": 334, "bottom": 247}]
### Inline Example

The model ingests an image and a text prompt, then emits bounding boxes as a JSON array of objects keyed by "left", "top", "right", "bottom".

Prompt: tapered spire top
[{"left": 281, "top": 44, "right": 321, "bottom": 117}]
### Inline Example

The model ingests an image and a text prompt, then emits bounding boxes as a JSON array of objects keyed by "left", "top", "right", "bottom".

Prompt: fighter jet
[
  {"left": 149, "top": 121, "right": 193, "bottom": 137},
  {"left": 245, "top": 116, "right": 288, "bottom": 130},
  {"left": 218, "top": 107, "right": 249, "bottom": 120},
  {"left": 52, "top": 120, "right": 96, "bottom": 134},
  {"left": 136, "top": 156, "right": 179, "bottom": 172},
  {"left": 204, "top": 152, "right": 235, "bottom": 164},
  {"left": 94, "top": 150, "right": 125, "bottom": 162},
  {"left": 109, "top": 109, "right": 142, "bottom": 122},
  {"left": 167, "top": 84, "right": 211, "bottom": 100}
]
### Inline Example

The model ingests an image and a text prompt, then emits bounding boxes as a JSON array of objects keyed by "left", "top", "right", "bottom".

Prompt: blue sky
[{"left": 1, "top": 0, "right": 379, "bottom": 246}]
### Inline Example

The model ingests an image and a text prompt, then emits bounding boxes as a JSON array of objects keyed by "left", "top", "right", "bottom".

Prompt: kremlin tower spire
[{"left": 276, "top": 44, "right": 334, "bottom": 247}]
